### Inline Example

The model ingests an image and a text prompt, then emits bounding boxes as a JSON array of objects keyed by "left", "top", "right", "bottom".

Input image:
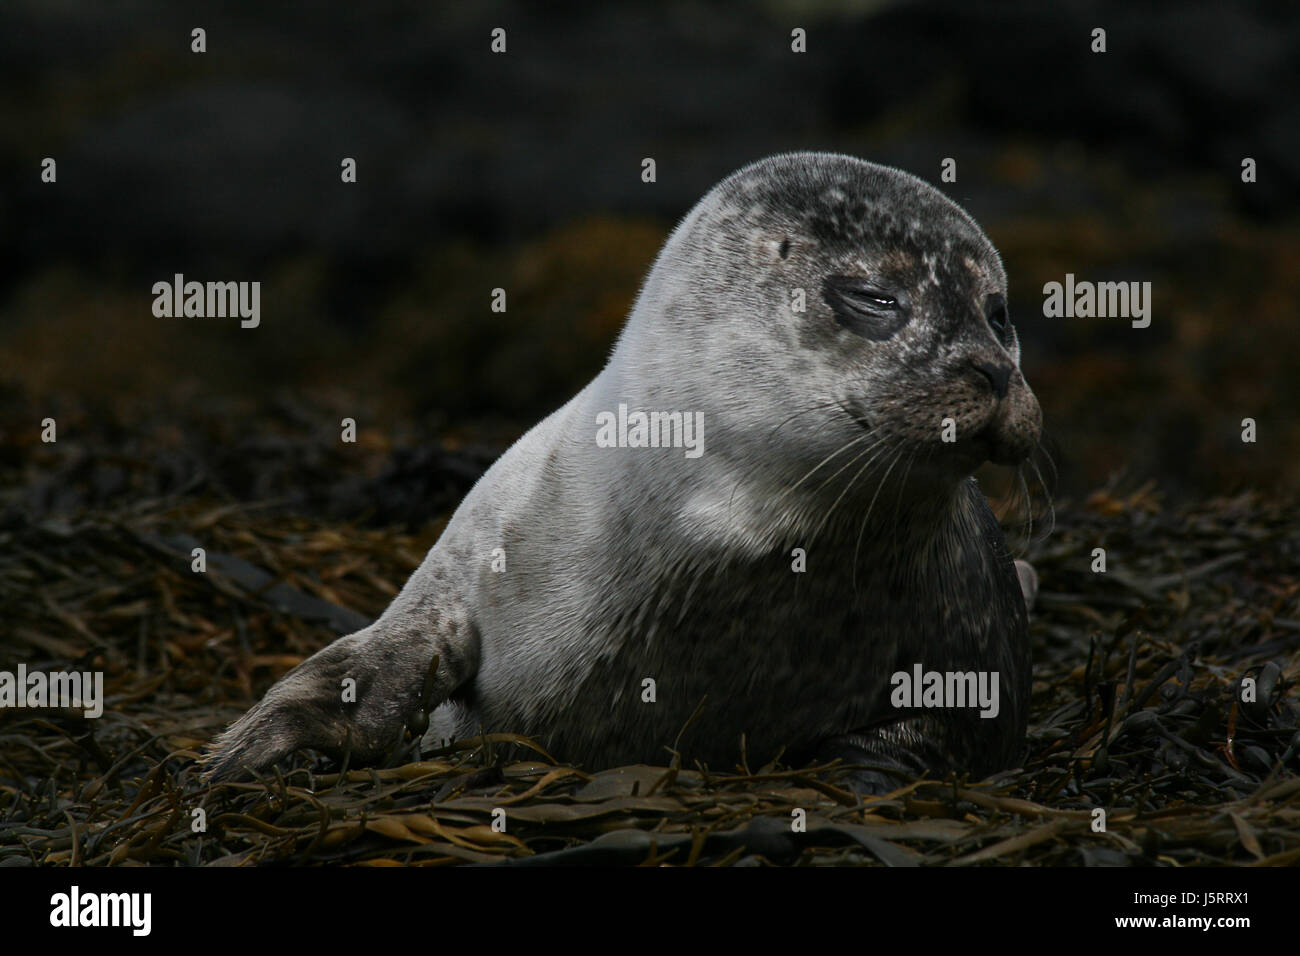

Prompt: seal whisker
[
  {"left": 725, "top": 398, "right": 856, "bottom": 532},
  {"left": 765, "top": 398, "right": 844, "bottom": 441},
  {"left": 806, "top": 436, "right": 896, "bottom": 546},
  {"left": 1016, "top": 464, "right": 1034, "bottom": 549},
  {"left": 1027, "top": 454, "right": 1057, "bottom": 540},
  {"left": 806, "top": 435, "right": 891, "bottom": 497},
  {"left": 888, "top": 444, "right": 922, "bottom": 537},
  {"left": 781, "top": 432, "right": 880, "bottom": 504},
  {"left": 1034, "top": 436, "right": 1060, "bottom": 487},
  {"left": 851, "top": 444, "right": 906, "bottom": 589}
]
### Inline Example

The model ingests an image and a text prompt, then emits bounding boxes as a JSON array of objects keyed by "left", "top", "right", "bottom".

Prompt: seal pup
[{"left": 205, "top": 152, "right": 1042, "bottom": 791}]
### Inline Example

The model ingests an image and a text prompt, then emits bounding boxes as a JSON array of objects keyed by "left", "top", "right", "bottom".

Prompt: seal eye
[
  {"left": 822, "top": 275, "right": 909, "bottom": 341},
  {"left": 984, "top": 294, "right": 1009, "bottom": 340},
  {"left": 851, "top": 291, "right": 895, "bottom": 309}
]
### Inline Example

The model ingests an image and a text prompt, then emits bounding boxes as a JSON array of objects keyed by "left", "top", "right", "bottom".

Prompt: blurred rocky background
[{"left": 2, "top": 0, "right": 1298, "bottom": 528}]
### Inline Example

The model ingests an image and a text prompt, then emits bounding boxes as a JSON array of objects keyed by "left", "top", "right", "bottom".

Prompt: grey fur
[{"left": 204, "top": 152, "right": 1041, "bottom": 788}]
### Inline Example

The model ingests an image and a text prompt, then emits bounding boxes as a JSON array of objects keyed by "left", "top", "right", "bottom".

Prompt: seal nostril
[{"left": 973, "top": 360, "right": 1012, "bottom": 399}]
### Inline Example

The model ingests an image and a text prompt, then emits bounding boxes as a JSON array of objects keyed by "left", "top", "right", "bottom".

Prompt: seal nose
[{"left": 972, "top": 360, "right": 1012, "bottom": 399}]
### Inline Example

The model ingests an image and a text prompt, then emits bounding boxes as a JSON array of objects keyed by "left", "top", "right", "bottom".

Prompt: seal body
[{"left": 206, "top": 152, "right": 1041, "bottom": 788}]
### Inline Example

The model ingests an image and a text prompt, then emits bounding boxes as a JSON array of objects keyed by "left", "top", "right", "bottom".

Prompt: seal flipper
[
  {"left": 202, "top": 582, "right": 479, "bottom": 782},
  {"left": 814, "top": 719, "right": 950, "bottom": 795}
]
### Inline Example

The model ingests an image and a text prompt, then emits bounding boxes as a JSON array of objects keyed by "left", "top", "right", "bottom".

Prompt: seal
[{"left": 205, "top": 152, "right": 1042, "bottom": 791}]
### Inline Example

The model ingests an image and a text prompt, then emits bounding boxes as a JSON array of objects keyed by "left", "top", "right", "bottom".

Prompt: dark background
[
  {"left": 3, "top": 0, "right": 1298, "bottom": 529},
  {"left": 1, "top": 1, "right": 1299, "bottom": 873}
]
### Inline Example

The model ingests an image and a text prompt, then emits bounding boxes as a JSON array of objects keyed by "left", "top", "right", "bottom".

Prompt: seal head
[{"left": 640, "top": 152, "right": 1039, "bottom": 499}]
